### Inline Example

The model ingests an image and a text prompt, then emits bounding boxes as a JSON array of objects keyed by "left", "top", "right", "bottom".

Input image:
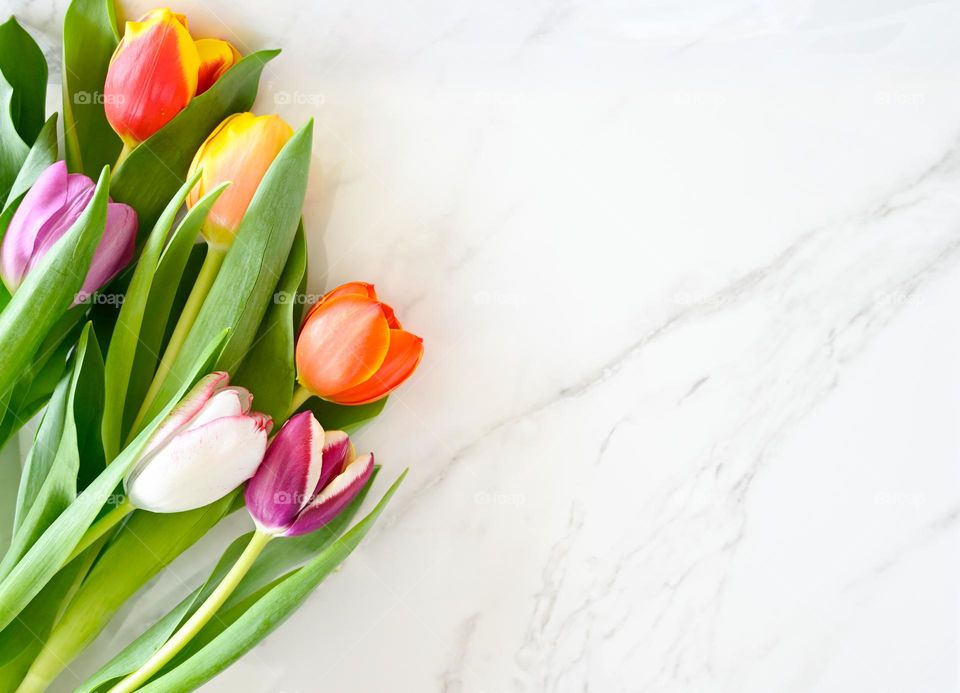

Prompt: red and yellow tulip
[
  {"left": 104, "top": 8, "right": 243, "bottom": 148},
  {"left": 186, "top": 112, "right": 293, "bottom": 248},
  {"left": 295, "top": 282, "right": 424, "bottom": 405}
]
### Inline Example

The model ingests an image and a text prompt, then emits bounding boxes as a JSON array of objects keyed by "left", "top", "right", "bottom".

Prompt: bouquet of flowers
[{"left": 0, "top": 3, "right": 423, "bottom": 691}]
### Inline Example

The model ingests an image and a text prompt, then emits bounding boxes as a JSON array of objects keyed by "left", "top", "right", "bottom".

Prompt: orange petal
[
  {"left": 328, "top": 329, "right": 424, "bottom": 405},
  {"left": 195, "top": 38, "right": 241, "bottom": 94},
  {"left": 186, "top": 113, "right": 294, "bottom": 246},
  {"left": 304, "top": 282, "right": 377, "bottom": 322},
  {"left": 296, "top": 296, "right": 391, "bottom": 397},
  {"left": 104, "top": 9, "right": 200, "bottom": 146}
]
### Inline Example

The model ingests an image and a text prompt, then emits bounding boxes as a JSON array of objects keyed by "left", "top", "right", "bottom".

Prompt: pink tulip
[
  {"left": 0, "top": 161, "right": 137, "bottom": 301},
  {"left": 125, "top": 372, "right": 273, "bottom": 513},
  {"left": 244, "top": 411, "right": 374, "bottom": 536}
]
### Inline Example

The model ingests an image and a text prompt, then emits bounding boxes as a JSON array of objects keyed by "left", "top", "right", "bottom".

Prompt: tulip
[
  {"left": 110, "top": 410, "right": 375, "bottom": 693},
  {"left": 245, "top": 411, "right": 374, "bottom": 536},
  {"left": 104, "top": 9, "right": 200, "bottom": 148},
  {"left": 294, "top": 282, "right": 423, "bottom": 408},
  {"left": 195, "top": 38, "right": 241, "bottom": 94},
  {"left": 124, "top": 372, "right": 272, "bottom": 513},
  {"left": 186, "top": 112, "right": 294, "bottom": 249},
  {"left": 0, "top": 161, "right": 137, "bottom": 300}
]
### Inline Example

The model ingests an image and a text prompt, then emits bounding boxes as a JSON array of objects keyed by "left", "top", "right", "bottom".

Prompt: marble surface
[{"left": 4, "top": 0, "right": 960, "bottom": 691}]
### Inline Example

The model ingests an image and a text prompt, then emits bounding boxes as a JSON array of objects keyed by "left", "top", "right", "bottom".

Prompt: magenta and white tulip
[
  {"left": 124, "top": 372, "right": 273, "bottom": 513},
  {"left": 0, "top": 161, "right": 137, "bottom": 300},
  {"left": 245, "top": 411, "right": 374, "bottom": 536}
]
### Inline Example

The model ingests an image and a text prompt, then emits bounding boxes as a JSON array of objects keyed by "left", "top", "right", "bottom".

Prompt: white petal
[{"left": 126, "top": 415, "right": 268, "bottom": 513}]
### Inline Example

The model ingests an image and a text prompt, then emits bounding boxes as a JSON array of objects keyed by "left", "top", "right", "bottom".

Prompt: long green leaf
[
  {"left": 62, "top": 0, "right": 120, "bottom": 175},
  {"left": 136, "top": 471, "right": 407, "bottom": 692},
  {"left": 28, "top": 494, "right": 237, "bottom": 690},
  {"left": 143, "top": 120, "right": 313, "bottom": 422},
  {"left": 101, "top": 172, "right": 200, "bottom": 460},
  {"left": 122, "top": 183, "right": 229, "bottom": 436},
  {"left": 233, "top": 225, "right": 306, "bottom": 422},
  {"left": 0, "top": 72, "right": 28, "bottom": 202},
  {"left": 0, "top": 17, "right": 47, "bottom": 145},
  {"left": 0, "top": 323, "right": 103, "bottom": 578},
  {"left": 0, "top": 330, "right": 227, "bottom": 631},
  {"left": 0, "top": 166, "right": 109, "bottom": 404},
  {"left": 3, "top": 113, "right": 57, "bottom": 210},
  {"left": 110, "top": 50, "right": 278, "bottom": 233}
]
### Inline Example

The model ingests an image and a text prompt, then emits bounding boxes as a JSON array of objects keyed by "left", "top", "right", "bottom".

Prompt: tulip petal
[
  {"left": 0, "top": 161, "right": 70, "bottom": 290},
  {"left": 284, "top": 453, "right": 375, "bottom": 537},
  {"left": 195, "top": 38, "right": 241, "bottom": 94},
  {"left": 303, "top": 282, "right": 377, "bottom": 322},
  {"left": 143, "top": 371, "right": 230, "bottom": 456},
  {"left": 187, "top": 113, "right": 294, "bottom": 247},
  {"left": 328, "top": 329, "right": 424, "bottom": 405},
  {"left": 185, "top": 386, "right": 251, "bottom": 431},
  {"left": 104, "top": 9, "right": 200, "bottom": 145},
  {"left": 76, "top": 201, "right": 137, "bottom": 301},
  {"left": 295, "top": 296, "right": 391, "bottom": 397},
  {"left": 245, "top": 411, "right": 325, "bottom": 533},
  {"left": 126, "top": 413, "right": 270, "bottom": 513},
  {"left": 314, "top": 430, "right": 352, "bottom": 497}
]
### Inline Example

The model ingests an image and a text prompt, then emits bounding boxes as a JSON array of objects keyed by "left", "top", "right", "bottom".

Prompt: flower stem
[
  {"left": 128, "top": 246, "right": 227, "bottom": 441},
  {"left": 286, "top": 384, "right": 313, "bottom": 419},
  {"left": 115, "top": 143, "right": 133, "bottom": 169},
  {"left": 109, "top": 530, "right": 273, "bottom": 693},
  {"left": 65, "top": 498, "right": 134, "bottom": 565}
]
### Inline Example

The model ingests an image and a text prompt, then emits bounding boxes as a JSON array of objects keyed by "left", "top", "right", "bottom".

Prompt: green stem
[
  {"left": 286, "top": 384, "right": 313, "bottom": 419},
  {"left": 128, "top": 246, "right": 227, "bottom": 442},
  {"left": 65, "top": 498, "right": 134, "bottom": 565},
  {"left": 115, "top": 143, "right": 133, "bottom": 169},
  {"left": 108, "top": 530, "right": 273, "bottom": 693}
]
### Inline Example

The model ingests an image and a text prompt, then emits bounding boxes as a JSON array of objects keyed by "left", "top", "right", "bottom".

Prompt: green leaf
[
  {"left": 75, "top": 471, "right": 380, "bottom": 693},
  {"left": 0, "top": 329, "right": 227, "bottom": 631},
  {"left": 0, "top": 17, "right": 47, "bottom": 146},
  {"left": 29, "top": 494, "right": 237, "bottom": 690},
  {"left": 0, "top": 166, "right": 109, "bottom": 405},
  {"left": 143, "top": 120, "right": 313, "bottom": 422},
  {"left": 110, "top": 50, "right": 278, "bottom": 233},
  {"left": 0, "top": 535, "right": 103, "bottom": 691},
  {"left": 135, "top": 470, "right": 407, "bottom": 693},
  {"left": 0, "top": 323, "right": 104, "bottom": 578},
  {"left": 122, "top": 184, "right": 228, "bottom": 436},
  {"left": 62, "top": 0, "right": 121, "bottom": 175},
  {"left": 3, "top": 113, "right": 57, "bottom": 210},
  {"left": 102, "top": 172, "right": 200, "bottom": 460},
  {"left": 305, "top": 397, "right": 389, "bottom": 434},
  {"left": 233, "top": 225, "right": 306, "bottom": 423},
  {"left": 0, "top": 72, "right": 28, "bottom": 202}
]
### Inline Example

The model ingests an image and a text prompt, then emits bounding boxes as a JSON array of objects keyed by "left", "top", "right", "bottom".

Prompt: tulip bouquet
[{"left": 0, "top": 2, "right": 423, "bottom": 691}]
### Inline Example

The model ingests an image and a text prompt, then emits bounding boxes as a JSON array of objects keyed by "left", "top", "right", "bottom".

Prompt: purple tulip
[
  {"left": 245, "top": 411, "right": 374, "bottom": 536},
  {"left": 0, "top": 160, "right": 137, "bottom": 301}
]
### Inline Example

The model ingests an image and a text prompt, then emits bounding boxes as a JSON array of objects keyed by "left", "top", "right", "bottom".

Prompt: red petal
[{"left": 328, "top": 329, "right": 423, "bottom": 405}]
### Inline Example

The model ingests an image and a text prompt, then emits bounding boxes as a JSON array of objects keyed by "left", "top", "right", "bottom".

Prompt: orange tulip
[
  {"left": 296, "top": 282, "right": 424, "bottom": 405},
  {"left": 195, "top": 38, "right": 241, "bottom": 94},
  {"left": 186, "top": 112, "right": 293, "bottom": 248},
  {"left": 104, "top": 9, "right": 200, "bottom": 147}
]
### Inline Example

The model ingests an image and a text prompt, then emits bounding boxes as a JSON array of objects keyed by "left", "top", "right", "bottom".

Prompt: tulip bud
[
  {"left": 186, "top": 112, "right": 293, "bottom": 248},
  {"left": 0, "top": 161, "right": 137, "bottom": 300},
  {"left": 104, "top": 9, "right": 201, "bottom": 147},
  {"left": 245, "top": 411, "right": 374, "bottom": 536},
  {"left": 195, "top": 38, "right": 241, "bottom": 94},
  {"left": 125, "top": 372, "right": 273, "bottom": 513},
  {"left": 295, "top": 282, "right": 423, "bottom": 405}
]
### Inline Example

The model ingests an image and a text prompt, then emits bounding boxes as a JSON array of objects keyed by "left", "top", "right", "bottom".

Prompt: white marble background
[{"left": 3, "top": 0, "right": 960, "bottom": 691}]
